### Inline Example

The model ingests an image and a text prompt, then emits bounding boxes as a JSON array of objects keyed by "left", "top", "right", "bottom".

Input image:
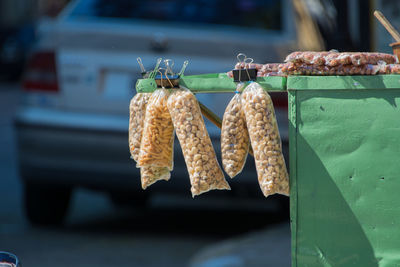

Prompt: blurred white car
[{"left": 15, "top": 0, "right": 295, "bottom": 225}]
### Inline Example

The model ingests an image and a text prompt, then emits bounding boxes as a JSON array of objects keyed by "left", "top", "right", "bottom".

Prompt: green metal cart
[{"left": 136, "top": 73, "right": 400, "bottom": 266}]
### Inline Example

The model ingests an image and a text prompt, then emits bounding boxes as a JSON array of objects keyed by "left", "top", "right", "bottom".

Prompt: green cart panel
[{"left": 288, "top": 75, "right": 400, "bottom": 266}]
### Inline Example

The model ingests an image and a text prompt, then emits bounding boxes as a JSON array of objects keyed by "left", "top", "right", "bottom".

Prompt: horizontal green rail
[
  {"left": 288, "top": 75, "right": 400, "bottom": 90},
  {"left": 135, "top": 73, "right": 287, "bottom": 93},
  {"left": 136, "top": 73, "right": 400, "bottom": 93}
]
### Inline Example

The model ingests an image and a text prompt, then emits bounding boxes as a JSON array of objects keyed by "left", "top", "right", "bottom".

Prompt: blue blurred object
[
  {"left": 70, "top": 0, "right": 282, "bottom": 31},
  {"left": 0, "top": 251, "right": 20, "bottom": 267}
]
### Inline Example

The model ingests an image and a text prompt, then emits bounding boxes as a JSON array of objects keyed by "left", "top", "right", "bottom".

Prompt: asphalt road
[{"left": 0, "top": 84, "right": 290, "bottom": 267}]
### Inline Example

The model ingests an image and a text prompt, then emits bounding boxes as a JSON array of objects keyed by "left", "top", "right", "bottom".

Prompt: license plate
[{"left": 102, "top": 70, "right": 133, "bottom": 100}]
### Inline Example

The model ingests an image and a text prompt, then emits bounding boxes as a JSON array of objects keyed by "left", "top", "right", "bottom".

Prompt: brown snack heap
[
  {"left": 221, "top": 89, "right": 250, "bottom": 178},
  {"left": 229, "top": 62, "right": 387, "bottom": 77},
  {"left": 128, "top": 93, "right": 170, "bottom": 189},
  {"left": 257, "top": 63, "right": 287, "bottom": 77},
  {"left": 280, "top": 62, "right": 381, "bottom": 76},
  {"left": 285, "top": 51, "right": 397, "bottom": 66},
  {"left": 228, "top": 51, "right": 400, "bottom": 78},
  {"left": 167, "top": 87, "right": 230, "bottom": 197},
  {"left": 378, "top": 64, "right": 400, "bottom": 74},
  {"left": 241, "top": 82, "right": 289, "bottom": 197},
  {"left": 138, "top": 88, "right": 174, "bottom": 170}
]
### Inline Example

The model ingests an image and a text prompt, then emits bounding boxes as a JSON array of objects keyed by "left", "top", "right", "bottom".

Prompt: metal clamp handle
[
  {"left": 136, "top": 57, "right": 146, "bottom": 73},
  {"left": 150, "top": 58, "right": 162, "bottom": 79},
  {"left": 179, "top": 60, "right": 189, "bottom": 77},
  {"left": 164, "top": 59, "right": 174, "bottom": 75}
]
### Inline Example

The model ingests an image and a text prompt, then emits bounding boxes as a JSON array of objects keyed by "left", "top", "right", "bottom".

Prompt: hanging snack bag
[
  {"left": 138, "top": 88, "right": 174, "bottom": 170},
  {"left": 140, "top": 166, "right": 170, "bottom": 189},
  {"left": 221, "top": 84, "right": 250, "bottom": 178},
  {"left": 128, "top": 93, "right": 171, "bottom": 189},
  {"left": 167, "top": 87, "right": 230, "bottom": 197},
  {"left": 129, "top": 93, "right": 150, "bottom": 161},
  {"left": 241, "top": 82, "right": 289, "bottom": 197}
]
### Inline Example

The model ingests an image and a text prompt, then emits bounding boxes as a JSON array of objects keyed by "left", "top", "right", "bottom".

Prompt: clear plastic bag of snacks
[
  {"left": 140, "top": 166, "right": 170, "bottom": 189},
  {"left": 241, "top": 82, "right": 289, "bottom": 197},
  {"left": 258, "top": 63, "right": 287, "bottom": 77},
  {"left": 280, "top": 62, "right": 380, "bottom": 76},
  {"left": 221, "top": 84, "right": 250, "bottom": 178},
  {"left": 389, "top": 64, "right": 400, "bottom": 74},
  {"left": 285, "top": 51, "right": 397, "bottom": 67},
  {"left": 285, "top": 51, "right": 330, "bottom": 65},
  {"left": 129, "top": 93, "right": 150, "bottom": 162},
  {"left": 138, "top": 88, "right": 174, "bottom": 170},
  {"left": 349, "top": 52, "right": 397, "bottom": 66},
  {"left": 167, "top": 87, "right": 230, "bottom": 197},
  {"left": 378, "top": 63, "right": 400, "bottom": 74},
  {"left": 129, "top": 92, "right": 171, "bottom": 189}
]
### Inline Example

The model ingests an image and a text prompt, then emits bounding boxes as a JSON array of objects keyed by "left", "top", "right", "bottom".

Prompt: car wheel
[
  {"left": 109, "top": 191, "right": 149, "bottom": 208},
  {"left": 24, "top": 181, "right": 72, "bottom": 226}
]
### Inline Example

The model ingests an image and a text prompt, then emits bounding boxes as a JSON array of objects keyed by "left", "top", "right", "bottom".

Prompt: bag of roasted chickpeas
[
  {"left": 129, "top": 93, "right": 150, "bottom": 162},
  {"left": 167, "top": 87, "right": 230, "bottom": 197},
  {"left": 221, "top": 83, "right": 250, "bottom": 178},
  {"left": 241, "top": 82, "right": 289, "bottom": 197},
  {"left": 130, "top": 92, "right": 171, "bottom": 189}
]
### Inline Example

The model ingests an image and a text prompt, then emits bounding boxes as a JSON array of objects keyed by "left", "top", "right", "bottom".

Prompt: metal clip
[
  {"left": 244, "top": 57, "right": 254, "bottom": 81},
  {"left": 136, "top": 57, "right": 146, "bottom": 74},
  {"left": 232, "top": 53, "right": 257, "bottom": 82},
  {"left": 154, "top": 66, "right": 179, "bottom": 88},
  {"left": 179, "top": 60, "right": 189, "bottom": 77},
  {"left": 164, "top": 59, "right": 174, "bottom": 76},
  {"left": 150, "top": 58, "right": 162, "bottom": 79}
]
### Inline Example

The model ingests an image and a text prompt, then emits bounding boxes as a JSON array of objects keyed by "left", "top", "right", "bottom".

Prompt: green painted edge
[
  {"left": 288, "top": 90, "right": 298, "bottom": 267},
  {"left": 135, "top": 73, "right": 287, "bottom": 93},
  {"left": 287, "top": 75, "right": 400, "bottom": 90},
  {"left": 135, "top": 78, "right": 157, "bottom": 93},
  {"left": 137, "top": 74, "right": 400, "bottom": 92}
]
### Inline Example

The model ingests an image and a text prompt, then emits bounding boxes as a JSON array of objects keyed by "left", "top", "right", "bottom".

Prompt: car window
[{"left": 69, "top": 0, "right": 282, "bottom": 31}]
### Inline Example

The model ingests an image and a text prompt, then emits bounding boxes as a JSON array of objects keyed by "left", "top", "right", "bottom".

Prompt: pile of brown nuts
[
  {"left": 285, "top": 51, "right": 397, "bottom": 66},
  {"left": 228, "top": 51, "right": 400, "bottom": 77}
]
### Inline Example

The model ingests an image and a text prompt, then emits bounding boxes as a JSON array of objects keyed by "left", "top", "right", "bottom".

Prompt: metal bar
[{"left": 135, "top": 73, "right": 287, "bottom": 93}]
